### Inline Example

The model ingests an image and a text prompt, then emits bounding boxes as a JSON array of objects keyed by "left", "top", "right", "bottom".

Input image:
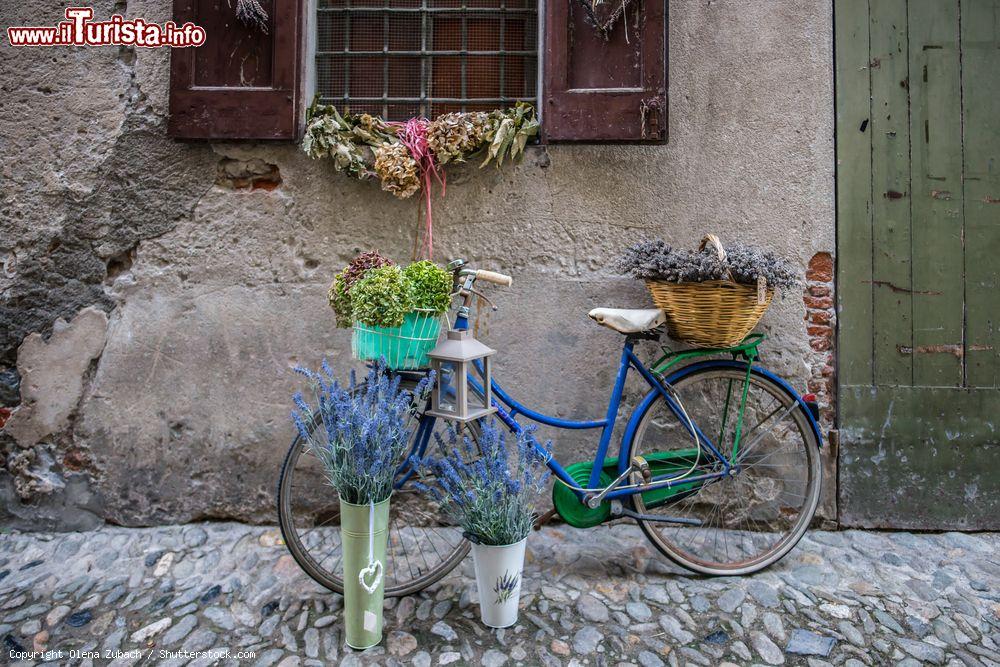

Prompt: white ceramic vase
[{"left": 470, "top": 537, "right": 527, "bottom": 628}]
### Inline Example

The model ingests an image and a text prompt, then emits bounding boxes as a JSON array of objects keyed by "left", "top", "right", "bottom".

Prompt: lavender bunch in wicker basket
[
  {"left": 291, "top": 360, "right": 433, "bottom": 504},
  {"left": 723, "top": 243, "right": 799, "bottom": 291},
  {"left": 617, "top": 239, "right": 799, "bottom": 291},
  {"left": 410, "top": 422, "right": 550, "bottom": 546}
]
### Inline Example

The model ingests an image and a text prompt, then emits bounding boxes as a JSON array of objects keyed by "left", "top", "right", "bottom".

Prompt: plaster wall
[{"left": 0, "top": 0, "right": 835, "bottom": 529}]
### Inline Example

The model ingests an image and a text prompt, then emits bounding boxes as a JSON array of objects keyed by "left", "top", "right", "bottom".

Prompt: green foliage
[
  {"left": 327, "top": 251, "right": 395, "bottom": 328},
  {"left": 350, "top": 265, "right": 414, "bottom": 328},
  {"left": 328, "top": 252, "right": 453, "bottom": 328},
  {"left": 403, "top": 261, "right": 452, "bottom": 314},
  {"left": 327, "top": 270, "right": 353, "bottom": 329}
]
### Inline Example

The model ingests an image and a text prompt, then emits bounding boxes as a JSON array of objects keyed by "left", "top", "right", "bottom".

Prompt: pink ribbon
[{"left": 391, "top": 118, "right": 445, "bottom": 260}]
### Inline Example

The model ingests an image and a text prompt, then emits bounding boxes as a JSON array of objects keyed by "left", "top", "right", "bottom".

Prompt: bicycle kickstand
[{"left": 533, "top": 506, "right": 559, "bottom": 531}]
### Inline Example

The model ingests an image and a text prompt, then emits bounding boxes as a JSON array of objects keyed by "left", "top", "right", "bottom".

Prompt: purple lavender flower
[
  {"left": 493, "top": 570, "right": 520, "bottom": 604},
  {"left": 407, "top": 420, "right": 551, "bottom": 546},
  {"left": 290, "top": 359, "right": 420, "bottom": 504}
]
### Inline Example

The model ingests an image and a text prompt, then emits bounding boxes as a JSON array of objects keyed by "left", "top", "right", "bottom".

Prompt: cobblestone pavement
[{"left": 1, "top": 523, "right": 998, "bottom": 667}]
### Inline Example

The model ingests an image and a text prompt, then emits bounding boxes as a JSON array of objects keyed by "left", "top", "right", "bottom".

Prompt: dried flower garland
[
  {"left": 302, "top": 101, "right": 540, "bottom": 258},
  {"left": 427, "top": 111, "right": 491, "bottom": 164},
  {"left": 303, "top": 102, "right": 538, "bottom": 192},
  {"left": 302, "top": 107, "right": 395, "bottom": 180},
  {"left": 235, "top": 0, "right": 269, "bottom": 32},
  {"left": 374, "top": 143, "right": 421, "bottom": 199}
]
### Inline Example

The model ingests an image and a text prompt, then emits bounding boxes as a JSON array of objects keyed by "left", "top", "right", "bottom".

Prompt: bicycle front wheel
[
  {"left": 628, "top": 364, "right": 822, "bottom": 576},
  {"left": 276, "top": 380, "right": 473, "bottom": 597}
]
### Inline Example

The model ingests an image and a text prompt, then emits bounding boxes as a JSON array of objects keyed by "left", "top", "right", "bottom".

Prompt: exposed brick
[
  {"left": 808, "top": 310, "right": 832, "bottom": 325},
  {"left": 216, "top": 158, "right": 282, "bottom": 190},
  {"left": 251, "top": 179, "right": 281, "bottom": 191},
  {"left": 810, "top": 338, "right": 831, "bottom": 352},
  {"left": 808, "top": 285, "right": 831, "bottom": 297},
  {"left": 804, "top": 295, "right": 835, "bottom": 309},
  {"left": 807, "top": 252, "right": 834, "bottom": 282},
  {"left": 803, "top": 251, "right": 836, "bottom": 428}
]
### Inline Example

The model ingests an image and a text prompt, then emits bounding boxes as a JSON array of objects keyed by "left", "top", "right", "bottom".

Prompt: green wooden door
[{"left": 836, "top": 0, "right": 1000, "bottom": 529}]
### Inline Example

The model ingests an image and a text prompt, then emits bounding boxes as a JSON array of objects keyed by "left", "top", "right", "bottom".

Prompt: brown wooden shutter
[
  {"left": 542, "top": 0, "right": 667, "bottom": 142},
  {"left": 169, "top": 0, "right": 304, "bottom": 140}
]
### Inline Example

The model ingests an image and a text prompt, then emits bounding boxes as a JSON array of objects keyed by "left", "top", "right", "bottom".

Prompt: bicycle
[{"left": 278, "top": 260, "right": 823, "bottom": 595}]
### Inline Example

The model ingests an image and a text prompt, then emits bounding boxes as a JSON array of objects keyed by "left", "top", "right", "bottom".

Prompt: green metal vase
[{"left": 340, "top": 497, "right": 390, "bottom": 650}]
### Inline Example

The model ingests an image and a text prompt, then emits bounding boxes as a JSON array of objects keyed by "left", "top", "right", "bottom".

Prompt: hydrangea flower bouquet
[
  {"left": 328, "top": 251, "right": 453, "bottom": 370},
  {"left": 292, "top": 360, "right": 432, "bottom": 649},
  {"left": 410, "top": 422, "right": 550, "bottom": 627}
]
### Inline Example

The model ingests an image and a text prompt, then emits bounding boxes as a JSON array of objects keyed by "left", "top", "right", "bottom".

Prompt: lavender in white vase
[{"left": 410, "top": 422, "right": 549, "bottom": 627}]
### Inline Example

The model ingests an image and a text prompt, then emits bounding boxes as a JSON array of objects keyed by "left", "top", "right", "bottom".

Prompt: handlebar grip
[{"left": 476, "top": 269, "right": 513, "bottom": 287}]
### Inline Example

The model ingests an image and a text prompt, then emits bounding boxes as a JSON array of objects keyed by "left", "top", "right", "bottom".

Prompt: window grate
[{"left": 316, "top": 0, "right": 538, "bottom": 120}]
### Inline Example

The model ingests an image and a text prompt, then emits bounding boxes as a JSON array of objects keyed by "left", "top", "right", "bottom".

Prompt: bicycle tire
[{"left": 626, "top": 363, "right": 822, "bottom": 576}]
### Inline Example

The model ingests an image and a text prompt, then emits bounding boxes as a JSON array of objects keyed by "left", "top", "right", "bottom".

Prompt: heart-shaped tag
[{"left": 358, "top": 560, "right": 383, "bottom": 594}]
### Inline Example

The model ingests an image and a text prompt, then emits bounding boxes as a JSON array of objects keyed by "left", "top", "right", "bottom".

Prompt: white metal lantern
[{"left": 425, "top": 329, "right": 497, "bottom": 423}]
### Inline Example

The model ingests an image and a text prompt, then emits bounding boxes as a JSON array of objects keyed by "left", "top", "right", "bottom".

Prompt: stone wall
[{"left": 0, "top": 0, "right": 835, "bottom": 529}]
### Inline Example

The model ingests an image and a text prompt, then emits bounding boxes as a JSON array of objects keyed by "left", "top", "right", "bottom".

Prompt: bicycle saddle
[{"left": 588, "top": 308, "right": 666, "bottom": 334}]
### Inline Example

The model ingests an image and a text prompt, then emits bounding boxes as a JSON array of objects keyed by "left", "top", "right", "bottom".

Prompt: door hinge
[
  {"left": 827, "top": 428, "right": 840, "bottom": 449},
  {"left": 640, "top": 97, "right": 663, "bottom": 139}
]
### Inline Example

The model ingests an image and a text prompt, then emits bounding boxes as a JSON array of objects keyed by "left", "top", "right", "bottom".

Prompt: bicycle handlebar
[{"left": 475, "top": 269, "right": 513, "bottom": 287}]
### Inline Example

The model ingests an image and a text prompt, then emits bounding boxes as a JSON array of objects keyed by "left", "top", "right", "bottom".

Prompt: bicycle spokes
[{"left": 629, "top": 366, "right": 821, "bottom": 575}]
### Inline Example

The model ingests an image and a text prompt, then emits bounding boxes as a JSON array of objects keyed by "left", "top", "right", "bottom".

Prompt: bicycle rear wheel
[
  {"left": 276, "top": 379, "right": 475, "bottom": 597},
  {"left": 628, "top": 364, "right": 821, "bottom": 576}
]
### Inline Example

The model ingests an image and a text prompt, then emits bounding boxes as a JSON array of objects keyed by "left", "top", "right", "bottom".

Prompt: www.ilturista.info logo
[{"left": 6, "top": 8, "right": 206, "bottom": 48}]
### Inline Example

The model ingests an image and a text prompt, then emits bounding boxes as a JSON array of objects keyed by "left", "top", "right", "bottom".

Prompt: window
[
  {"left": 315, "top": 0, "right": 539, "bottom": 120},
  {"left": 168, "top": 0, "right": 667, "bottom": 142}
]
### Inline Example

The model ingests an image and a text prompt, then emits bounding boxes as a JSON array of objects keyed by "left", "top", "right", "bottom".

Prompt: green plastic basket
[{"left": 352, "top": 309, "right": 442, "bottom": 370}]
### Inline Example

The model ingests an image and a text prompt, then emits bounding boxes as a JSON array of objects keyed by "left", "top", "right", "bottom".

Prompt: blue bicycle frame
[{"left": 409, "top": 310, "right": 741, "bottom": 504}]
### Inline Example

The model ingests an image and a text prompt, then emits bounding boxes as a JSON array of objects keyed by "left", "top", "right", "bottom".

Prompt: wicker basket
[{"left": 645, "top": 235, "right": 774, "bottom": 348}]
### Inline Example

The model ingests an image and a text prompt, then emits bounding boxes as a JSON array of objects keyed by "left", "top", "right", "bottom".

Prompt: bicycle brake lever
[{"left": 470, "top": 288, "right": 498, "bottom": 311}]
